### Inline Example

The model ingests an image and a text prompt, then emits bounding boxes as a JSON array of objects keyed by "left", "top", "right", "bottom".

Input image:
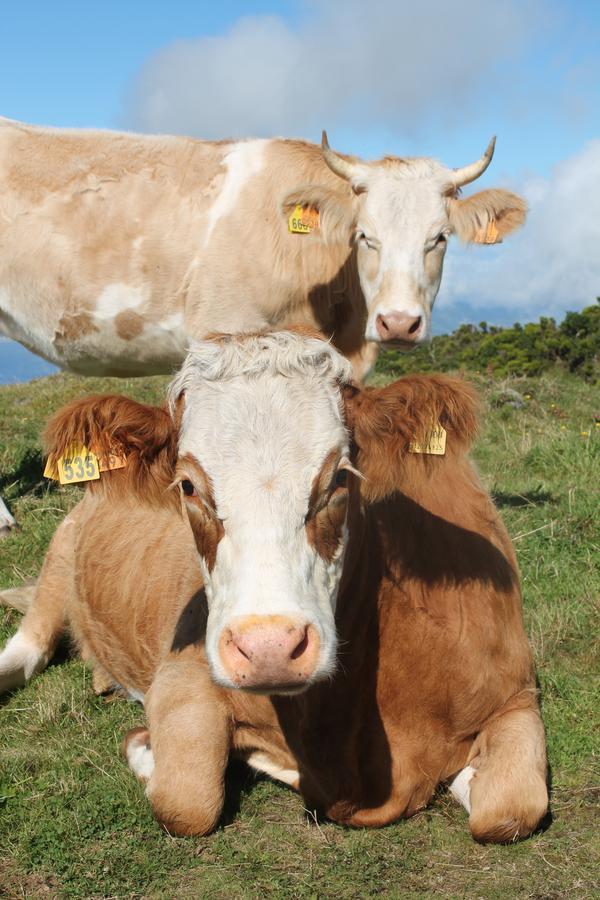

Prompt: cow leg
[
  {"left": 0, "top": 510, "right": 78, "bottom": 692},
  {"left": 126, "top": 652, "right": 232, "bottom": 836},
  {"left": 452, "top": 703, "right": 548, "bottom": 843},
  {"left": 0, "top": 496, "right": 17, "bottom": 538},
  {"left": 243, "top": 750, "right": 300, "bottom": 789}
]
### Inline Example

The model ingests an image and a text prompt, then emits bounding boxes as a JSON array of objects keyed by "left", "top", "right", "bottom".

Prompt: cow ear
[
  {"left": 447, "top": 189, "right": 527, "bottom": 244},
  {"left": 345, "top": 376, "right": 479, "bottom": 502},
  {"left": 281, "top": 184, "right": 354, "bottom": 245},
  {"left": 44, "top": 394, "right": 177, "bottom": 481}
]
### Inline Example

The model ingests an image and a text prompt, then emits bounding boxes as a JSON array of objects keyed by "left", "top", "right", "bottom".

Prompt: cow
[
  {"left": 0, "top": 117, "right": 527, "bottom": 534},
  {"left": 0, "top": 331, "right": 548, "bottom": 842}
]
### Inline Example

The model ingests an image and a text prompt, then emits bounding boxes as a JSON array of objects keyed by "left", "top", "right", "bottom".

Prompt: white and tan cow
[
  {"left": 0, "top": 331, "right": 548, "bottom": 841},
  {"left": 0, "top": 118, "right": 525, "bottom": 379},
  {"left": 0, "top": 117, "right": 526, "bottom": 533}
]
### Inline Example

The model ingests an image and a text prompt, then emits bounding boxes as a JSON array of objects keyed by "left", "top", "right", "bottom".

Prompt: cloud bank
[
  {"left": 123, "top": 0, "right": 598, "bottom": 327},
  {"left": 440, "top": 140, "right": 600, "bottom": 325},
  {"left": 125, "top": 0, "right": 537, "bottom": 139}
]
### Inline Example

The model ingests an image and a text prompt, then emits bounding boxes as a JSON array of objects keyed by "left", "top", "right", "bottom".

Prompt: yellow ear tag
[
  {"left": 97, "top": 451, "right": 127, "bottom": 473},
  {"left": 474, "top": 219, "right": 500, "bottom": 244},
  {"left": 288, "top": 205, "right": 320, "bottom": 234},
  {"left": 44, "top": 446, "right": 100, "bottom": 484},
  {"left": 409, "top": 425, "right": 447, "bottom": 456}
]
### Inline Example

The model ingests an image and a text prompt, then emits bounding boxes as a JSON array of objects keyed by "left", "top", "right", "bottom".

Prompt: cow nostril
[
  {"left": 408, "top": 316, "right": 422, "bottom": 335},
  {"left": 290, "top": 629, "right": 309, "bottom": 660},
  {"left": 233, "top": 642, "right": 251, "bottom": 661},
  {"left": 376, "top": 314, "right": 390, "bottom": 334}
]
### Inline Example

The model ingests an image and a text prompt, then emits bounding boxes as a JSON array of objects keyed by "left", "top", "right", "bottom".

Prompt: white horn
[
  {"left": 321, "top": 130, "right": 358, "bottom": 182},
  {"left": 452, "top": 136, "right": 496, "bottom": 188}
]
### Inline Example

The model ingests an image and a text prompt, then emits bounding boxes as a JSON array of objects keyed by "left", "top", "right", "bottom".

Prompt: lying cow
[{"left": 0, "top": 331, "right": 548, "bottom": 841}]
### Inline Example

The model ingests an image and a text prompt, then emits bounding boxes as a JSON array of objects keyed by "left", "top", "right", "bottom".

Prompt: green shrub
[{"left": 377, "top": 299, "right": 600, "bottom": 381}]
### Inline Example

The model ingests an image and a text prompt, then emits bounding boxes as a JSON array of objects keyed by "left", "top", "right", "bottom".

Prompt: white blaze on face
[
  {"left": 169, "top": 334, "right": 353, "bottom": 691},
  {"left": 353, "top": 161, "right": 452, "bottom": 344}
]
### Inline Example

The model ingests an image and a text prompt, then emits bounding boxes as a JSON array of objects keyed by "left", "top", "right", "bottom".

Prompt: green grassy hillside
[{"left": 0, "top": 369, "right": 598, "bottom": 899}]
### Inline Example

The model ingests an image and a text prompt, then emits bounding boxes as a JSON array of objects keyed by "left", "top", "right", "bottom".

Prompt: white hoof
[
  {"left": 449, "top": 764, "right": 477, "bottom": 814},
  {"left": 125, "top": 730, "right": 155, "bottom": 782},
  {"left": 0, "top": 630, "right": 48, "bottom": 693},
  {"left": 0, "top": 497, "right": 17, "bottom": 539}
]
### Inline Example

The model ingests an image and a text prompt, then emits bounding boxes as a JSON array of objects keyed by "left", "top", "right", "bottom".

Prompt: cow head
[
  {"left": 43, "top": 332, "right": 479, "bottom": 700},
  {"left": 285, "top": 134, "right": 527, "bottom": 348},
  {"left": 168, "top": 332, "right": 355, "bottom": 695}
]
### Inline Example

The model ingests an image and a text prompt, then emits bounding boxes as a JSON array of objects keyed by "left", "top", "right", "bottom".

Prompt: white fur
[
  {"left": 169, "top": 333, "right": 353, "bottom": 690},
  {"left": 0, "top": 496, "right": 16, "bottom": 534},
  {"left": 245, "top": 751, "right": 299, "bottom": 787},
  {"left": 449, "top": 764, "right": 476, "bottom": 813},
  {"left": 204, "top": 140, "right": 268, "bottom": 247},
  {"left": 126, "top": 735, "right": 155, "bottom": 782},
  {"left": 125, "top": 687, "right": 145, "bottom": 704},
  {"left": 354, "top": 162, "right": 452, "bottom": 342},
  {"left": 95, "top": 283, "right": 145, "bottom": 318},
  {"left": 0, "top": 630, "right": 49, "bottom": 693}
]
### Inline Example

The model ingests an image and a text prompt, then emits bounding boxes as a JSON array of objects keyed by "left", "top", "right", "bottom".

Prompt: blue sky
[{"left": 1, "top": 0, "right": 599, "bottom": 380}]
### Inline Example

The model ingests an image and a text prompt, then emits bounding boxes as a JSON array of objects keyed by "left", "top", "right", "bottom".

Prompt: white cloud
[
  {"left": 441, "top": 140, "right": 600, "bottom": 325},
  {"left": 122, "top": 0, "right": 598, "bottom": 329},
  {"left": 124, "top": 0, "right": 537, "bottom": 139}
]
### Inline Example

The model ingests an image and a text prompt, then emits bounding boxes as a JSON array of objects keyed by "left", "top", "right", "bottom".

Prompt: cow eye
[
  {"left": 435, "top": 233, "right": 447, "bottom": 246},
  {"left": 181, "top": 479, "right": 196, "bottom": 497},
  {"left": 334, "top": 468, "right": 349, "bottom": 489},
  {"left": 357, "top": 231, "right": 377, "bottom": 250}
]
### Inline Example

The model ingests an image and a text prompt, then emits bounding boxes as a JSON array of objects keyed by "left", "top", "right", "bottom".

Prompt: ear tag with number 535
[{"left": 43, "top": 446, "right": 100, "bottom": 484}]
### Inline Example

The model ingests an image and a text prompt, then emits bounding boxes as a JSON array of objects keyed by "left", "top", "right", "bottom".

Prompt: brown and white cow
[
  {"left": 0, "top": 118, "right": 527, "bottom": 380},
  {"left": 0, "top": 117, "right": 526, "bottom": 534},
  {"left": 0, "top": 331, "right": 548, "bottom": 841}
]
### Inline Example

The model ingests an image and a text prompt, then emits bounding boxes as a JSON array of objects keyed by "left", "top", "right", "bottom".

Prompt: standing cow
[{"left": 0, "top": 117, "right": 526, "bottom": 533}]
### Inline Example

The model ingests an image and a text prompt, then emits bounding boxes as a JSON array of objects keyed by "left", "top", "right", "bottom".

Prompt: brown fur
[
  {"left": 16, "top": 372, "right": 547, "bottom": 838},
  {"left": 305, "top": 449, "right": 349, "bottom": 562},
  {"left": 114, "top": 310, "right": 145, "bottom": 341},
  {"left": 44, "top": 394, "right": 178, "bottom": 507},
  {"left": 179, "top": 455, "right": 225, "bottom": 573}
]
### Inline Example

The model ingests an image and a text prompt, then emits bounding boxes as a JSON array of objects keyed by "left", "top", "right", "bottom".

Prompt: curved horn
[
  {"left": 452, "top": 136, "right": 496, "bottom": 188},
  {"left": 321, "top": 130, "right": 358, "bottom": 182}
]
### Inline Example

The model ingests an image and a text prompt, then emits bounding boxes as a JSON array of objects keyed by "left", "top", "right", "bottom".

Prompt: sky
[{"left": 0, "top": 0, "right": 599, "bottom": 380}]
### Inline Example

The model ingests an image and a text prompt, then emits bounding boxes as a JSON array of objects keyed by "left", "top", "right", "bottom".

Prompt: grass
[{"left": 0, "top": 367, "right": 598, "bottom": 899}]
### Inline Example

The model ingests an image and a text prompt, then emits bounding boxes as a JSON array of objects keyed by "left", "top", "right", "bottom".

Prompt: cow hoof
[
  {"left": 0, "top": 523, "right": 17, "bottom": 540},
  {"left": 123, "top": 727, "right": 155, "bottom": 783},
  {"left": 0, "top": 502, "right": 18, "bottom": 539}
]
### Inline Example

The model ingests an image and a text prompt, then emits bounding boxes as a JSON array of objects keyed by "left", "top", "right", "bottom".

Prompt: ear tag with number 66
[{"left": 43, "top": 446, "right": 100, "bottom": 484}]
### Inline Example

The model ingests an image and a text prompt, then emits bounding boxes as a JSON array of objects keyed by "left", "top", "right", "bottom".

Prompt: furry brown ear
[
  {"left": 345, "top": 375, "right": 479, "bottom": 502},
  {"left": 448, "top": 189, "right": 527, "bottom": 244},
  {"left": 44, "top": 395, "right": 177, "bottom": 501},
  {"left": 281, "top": 184, "right": 355, "bottom": 245}
]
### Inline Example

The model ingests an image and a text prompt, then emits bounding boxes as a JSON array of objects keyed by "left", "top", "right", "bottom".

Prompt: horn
[
  {"left": 321, "top": 130, "right": 358, "bottom": 182},
  {"left": 452, "top": 136, "right": 496, "bottom": 188}
]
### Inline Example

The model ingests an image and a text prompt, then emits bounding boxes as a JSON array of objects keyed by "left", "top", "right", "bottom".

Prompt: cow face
[
  {"left": 318, "top": 134, "right": 527, "bottom": 348},
  {"left": 170, "top": 333, "right": 353, "bottom": 695},
  {"left": 353, "top": 164, "right": 451, "bottom": 345}
]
